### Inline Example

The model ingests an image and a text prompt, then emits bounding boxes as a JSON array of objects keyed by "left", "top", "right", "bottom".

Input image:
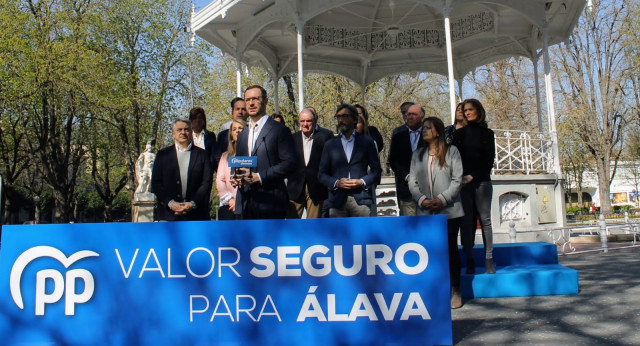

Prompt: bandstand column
[
  {"left": 235, "top": 53, "right": 242, "bottom": 97},
  {"left": 542, "top": 30, "right": 562, "bottom": 175},
  {"left": 443, "top": 7, "right": 457, "bottom": 124},
  {"left": 532, "top": 55, "right": 544, "bottom": 132},
  {"left": 296, "top": 21, "right": 305, "bottom": 112}
]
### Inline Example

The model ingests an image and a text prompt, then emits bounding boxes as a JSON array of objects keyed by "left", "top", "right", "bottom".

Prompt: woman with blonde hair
[
  {"left": 216, "top": 119, "right": 245, "bottom": 220},
  {"left": 445, "top": 102, "right": 467, "bottom": 144}
]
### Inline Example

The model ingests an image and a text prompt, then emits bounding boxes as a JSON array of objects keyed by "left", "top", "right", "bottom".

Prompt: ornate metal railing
[{"left": 493, "top": 129, "right": 554, "bottom": 174}]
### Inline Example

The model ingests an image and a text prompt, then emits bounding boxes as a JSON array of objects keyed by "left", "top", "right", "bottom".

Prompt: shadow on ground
[{"left": 452, "top": 247, "right": 640, "bottom": 345}]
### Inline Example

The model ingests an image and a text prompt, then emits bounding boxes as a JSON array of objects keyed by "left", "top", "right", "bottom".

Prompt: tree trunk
[
  {"left": 283, "top": 75, "right": 297, "bottom": 119},
  {"left": 596, "top": 156, "right": 612, "bottom": 214}
]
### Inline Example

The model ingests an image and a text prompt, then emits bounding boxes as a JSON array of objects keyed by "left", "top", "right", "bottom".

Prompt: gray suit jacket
[{"left": 408, "top": 145, "right": 464, "bottom": 219}]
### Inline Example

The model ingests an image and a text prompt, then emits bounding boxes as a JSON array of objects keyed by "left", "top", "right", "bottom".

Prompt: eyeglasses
[
  {"left": 245, "top": 97, "right": 262, "bottom": 103},
  {"left": 334, "top": 114, "right": 352, "bottom": 120}
]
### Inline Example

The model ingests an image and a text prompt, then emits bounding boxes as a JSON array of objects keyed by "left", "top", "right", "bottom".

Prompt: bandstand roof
[{"left": 192, "top": 0, "right": 586, "bottom": 86}]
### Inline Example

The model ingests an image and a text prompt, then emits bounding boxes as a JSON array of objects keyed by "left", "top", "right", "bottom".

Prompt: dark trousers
[
  {"left": 448, "top": 217, "right": 463, "bottom": 289},
  {"left": 460, "top": 180, "right": 494, "bottom": 260},
  {"left": 217, "top": 205, "right": 236, "bottom": 220}
]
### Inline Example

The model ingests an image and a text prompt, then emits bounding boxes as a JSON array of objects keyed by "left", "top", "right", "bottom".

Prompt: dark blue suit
[
  {"left": 318, "top": 132, "right": 382, "bottom": 209},
  {"left": 151, "top": 145, "right": 213, "bottom": 221},
  {"left": 234, "top": 116, "right": 297, "bottom": 219},
  {"left": 201, "top": 129, "right": 217, "bottom": 172},
  {"left": 389, "top": 125, "right": 424, "bottom": 201},
  {"left": 214, "top": 128, "right": 229, "bottom": 171}
]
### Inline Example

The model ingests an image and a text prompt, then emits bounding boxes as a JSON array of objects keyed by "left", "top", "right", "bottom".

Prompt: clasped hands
[
  {"left": 171, "top": 202, "right": 194, "bottom": 215},
  {"left": 231, "top": 168, "right": 259, "bottom": 187},
  {"left": 336, "top": 178, "right": 364, "bottom": 190},
  {"left": 421, "top": 198, "right": 444, "bottom": 211}
]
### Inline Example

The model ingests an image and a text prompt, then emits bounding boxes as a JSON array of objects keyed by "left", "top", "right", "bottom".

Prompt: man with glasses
[
  {"left": 233, "top": 85, "right": 297, "bottom": 219},
  {"left": 318, "top": 104, "right": 382, "bottom": 217}
]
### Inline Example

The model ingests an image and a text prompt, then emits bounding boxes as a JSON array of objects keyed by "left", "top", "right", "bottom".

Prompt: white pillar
[
  {"left": 532, "top": 56, "right": 544, "bottom": 133},
  {"left": 542, "top": 30, "right": 562, "bottom": 175},
  {"left": 296, "top": 22, "right": 305, "bottom": 112},
  {"left": 457, "top": 78, "right": 463, "bottom": 102},
  {"left": 274, "top": 76, "right": 280, "bottom": 113},
  {"left": 443, "top": 8, "right": 457, "bottom": 125},
  {"left": 235, "top": 55, "right": 242, "bottom": 97}
]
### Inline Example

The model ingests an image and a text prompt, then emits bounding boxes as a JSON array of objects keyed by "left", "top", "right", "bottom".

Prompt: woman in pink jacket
[{"left": 216, "top": 119, "right": 245, "bottom": 220}]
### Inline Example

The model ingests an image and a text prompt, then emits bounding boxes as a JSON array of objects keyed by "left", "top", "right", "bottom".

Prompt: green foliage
[
  {"left": 565, "top": 206, "right": 589, "bottom": 214},
  {"left": 615, "top": 205, "right": 633, "bottom": 213},
  {"left": 1, "top": 0, "right": 638, "bottom": 223},
  {"left": 0, "top": 0, "right": 191, "bottom": 223}
]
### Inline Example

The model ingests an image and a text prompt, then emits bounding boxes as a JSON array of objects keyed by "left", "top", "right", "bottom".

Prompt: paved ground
[{"left": 451, "top": 246, "right": 640, "bottom": 345}]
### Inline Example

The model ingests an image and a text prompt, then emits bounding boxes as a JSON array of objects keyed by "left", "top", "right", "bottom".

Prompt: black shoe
[
  {"left": 466, "top": 259, "right": 475, "bottom": 274},
  {"left": 485, "top": 259, "right": 496, "bottom": 274}
]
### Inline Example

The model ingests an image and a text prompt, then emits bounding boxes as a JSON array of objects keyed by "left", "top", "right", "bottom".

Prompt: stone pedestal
[{"left": 132, "top": 193, "right": 155, "bottom": 222}]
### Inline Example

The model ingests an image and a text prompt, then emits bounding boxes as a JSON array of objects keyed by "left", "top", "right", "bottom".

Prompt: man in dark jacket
[
  {"left": 287, "top": 108, "right": 334, "bottom": 218},
  {"left": 318, "top": 104, "right": 382, "bottom": 217},
  {"left": 152, "top": 119, "right": 213, "bottom": 221},
  {"left": 388, "top": 104, "right": 425, "bottom": 215}
]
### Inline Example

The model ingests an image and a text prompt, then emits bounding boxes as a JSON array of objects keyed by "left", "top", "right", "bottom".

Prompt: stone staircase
[{"left": 375, "top": 176, "right": 399, "bottom": 216}]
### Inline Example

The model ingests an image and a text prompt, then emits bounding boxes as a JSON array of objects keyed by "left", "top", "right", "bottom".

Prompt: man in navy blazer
[
  {"left": 318, "top": 104, "right": 382, "bottom": 217},
  {"left": 151, "top": 119, "right": 213, "bottom": 221},
  {"left": 189, "top": 107, "right": 217, "bottom": 171},
  {"left": 287, "top": 107, "right": 334, "bottom": 218},
  {"left": 389, "top": 104, "right": 425, "bottom": 216},
  {"left": 214, "top": 97, "right": 247, "bottom": 170},
  {"left": 233, "top": 85, "right": 297, "bottom": 219}
]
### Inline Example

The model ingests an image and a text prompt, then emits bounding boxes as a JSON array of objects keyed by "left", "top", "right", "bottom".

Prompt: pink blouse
[{"left": 216, "top": 152, "right": 237, "bottom": 206}]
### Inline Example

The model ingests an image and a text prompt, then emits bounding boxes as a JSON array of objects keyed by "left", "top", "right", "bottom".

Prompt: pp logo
[{"left": 10, "top": 246, "right": 99, "bottom": 316}]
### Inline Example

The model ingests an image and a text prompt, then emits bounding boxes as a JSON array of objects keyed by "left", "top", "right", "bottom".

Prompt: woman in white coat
[{"left": 409, "top": 116, "right": 464, "bottom": 309}]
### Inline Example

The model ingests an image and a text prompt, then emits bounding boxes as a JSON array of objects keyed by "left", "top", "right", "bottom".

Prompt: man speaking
[
  {"left": 233, "top": 85, "right": 297, "bottom": 219},
  {"left": 152, "top": 119, "right": 213, "bottom": 221}
]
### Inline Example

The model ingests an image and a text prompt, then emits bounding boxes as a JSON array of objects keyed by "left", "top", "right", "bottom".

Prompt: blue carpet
[{"left": 458, "top": 242, "right": 579, "bottom": 298}]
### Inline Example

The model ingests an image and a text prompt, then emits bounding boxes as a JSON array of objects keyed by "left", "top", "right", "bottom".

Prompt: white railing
[
  {"left": 493, "top": 129, "right": 554, "bottom": 174},
  {"left": 508, "top": 213, "right": 640, "bottom": 255}
]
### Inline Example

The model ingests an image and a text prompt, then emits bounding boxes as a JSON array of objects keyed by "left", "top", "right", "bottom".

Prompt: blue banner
[{"left": 0, "top": 216, "right": 452, "bottom": 345}]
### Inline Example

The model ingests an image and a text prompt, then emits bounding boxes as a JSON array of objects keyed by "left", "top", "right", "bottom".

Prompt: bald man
[{"left": 388, "top": 104, "right": 425, "bottom": 216}]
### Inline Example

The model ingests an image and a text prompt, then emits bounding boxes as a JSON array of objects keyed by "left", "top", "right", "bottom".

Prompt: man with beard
[{"left": 318, "top": 104, "right": 382, "bottom": 217}]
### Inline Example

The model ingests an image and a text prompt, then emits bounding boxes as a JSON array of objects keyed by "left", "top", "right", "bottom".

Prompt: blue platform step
[{"left": 459, "top": 242, "right": 579, "bottom": 298}]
